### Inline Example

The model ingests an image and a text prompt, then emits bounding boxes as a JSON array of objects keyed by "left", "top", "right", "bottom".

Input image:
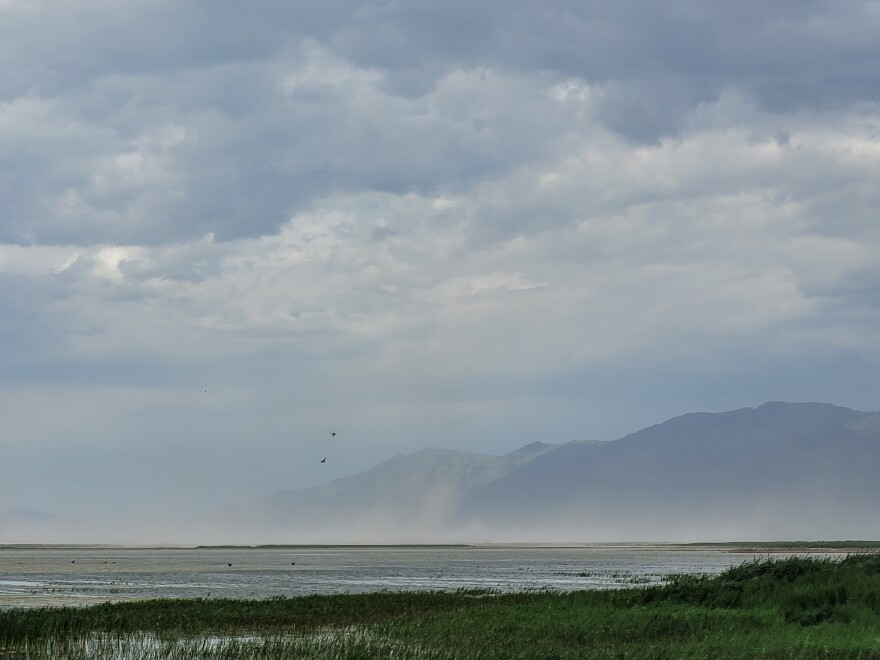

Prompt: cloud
[
  {"left": 4, "top": 1, "right": 878, "bottom": 244},
  {"left": 1, "top": 1, "right": 879, "bottom": 526}
]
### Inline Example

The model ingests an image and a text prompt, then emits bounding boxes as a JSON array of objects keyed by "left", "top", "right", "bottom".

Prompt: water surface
[{"left": 0, "top": 545, "right": 847, "bottom": 608}]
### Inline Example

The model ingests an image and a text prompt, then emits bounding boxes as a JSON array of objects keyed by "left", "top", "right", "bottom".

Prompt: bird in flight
[
  {"left": 321, "top": 457, "right": 327, "bottom": 463},
  {"left": 330, "top": 432, "right": 336, "bottom": 437}
]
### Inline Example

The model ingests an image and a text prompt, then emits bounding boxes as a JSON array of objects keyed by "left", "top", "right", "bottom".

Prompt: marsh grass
[
  {"left": 694, "top": 540, "right": 880, "bottom": 549},
  {"left": 2, "top": 554, "right": 880, "bottom": 658}
]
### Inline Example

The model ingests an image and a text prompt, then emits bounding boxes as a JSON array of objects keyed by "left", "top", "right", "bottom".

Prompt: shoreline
[{"left": 2, "top": 540, "right": 879, "bottom": 551}]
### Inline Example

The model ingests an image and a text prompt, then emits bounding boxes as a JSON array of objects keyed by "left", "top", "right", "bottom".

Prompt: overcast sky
[{"left": 2, "top": 1, "right": 879, "bottom": 525}]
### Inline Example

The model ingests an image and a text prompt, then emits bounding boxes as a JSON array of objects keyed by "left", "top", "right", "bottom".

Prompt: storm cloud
[{"left": 1, "top": 0, "right": 878, "bottom": 528}]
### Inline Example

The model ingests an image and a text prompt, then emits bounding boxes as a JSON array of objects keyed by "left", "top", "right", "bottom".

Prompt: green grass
[
  {"left": 688, "top": 540, "right": 880, "bottom": 549},
  {"left": 2, "top": 554, "right": 880, "bottom": 658},
  {"left": 0, "top": 591, "right": 479, "bottom": 641}
]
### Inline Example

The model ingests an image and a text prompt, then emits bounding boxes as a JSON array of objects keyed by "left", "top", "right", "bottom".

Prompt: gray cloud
[
  {"left": 3, "top": 1, "right": 878, "bottom": 244},
  {"left": 1, "top": 0, "right": 879, "bottom": 528}
]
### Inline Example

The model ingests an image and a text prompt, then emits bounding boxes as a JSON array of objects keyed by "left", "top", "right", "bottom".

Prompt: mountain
[
  {"left": 195, "top": 440, "right": 556, "bottom": 543},
  {"left": 463, "top": 402, "right": 880, "bottom": 540},
  {"left": 198, "top": 402, "right": 880, "bottom": 542}
]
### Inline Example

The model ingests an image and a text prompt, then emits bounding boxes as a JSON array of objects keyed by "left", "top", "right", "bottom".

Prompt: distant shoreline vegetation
[
  {"left": 204, "top": 540, "right": 880, "bottom": 550},
  {"left": 2, "top": 554, "right": 880, "bottom": 658},
  {"left": 1, "top": 541, "right": 879, "bottom": 557},
  {"left": 1, "top": 540, "right": 879, "bottom": 551},
  {"left": 688, "top": 540, "right": 880, "bottom": 550}
]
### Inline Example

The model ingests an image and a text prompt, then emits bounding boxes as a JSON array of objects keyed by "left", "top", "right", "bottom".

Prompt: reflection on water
[{"left": 0, "top": 545, "right": 847, "bottom": 608}]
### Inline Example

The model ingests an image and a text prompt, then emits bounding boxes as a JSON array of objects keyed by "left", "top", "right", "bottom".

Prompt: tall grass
[
  {"left": 0, "top": 590, "right": 485, "bottom": 644},
  {"left": 650, "top": 553, "right": 880, "bottom": 625}
]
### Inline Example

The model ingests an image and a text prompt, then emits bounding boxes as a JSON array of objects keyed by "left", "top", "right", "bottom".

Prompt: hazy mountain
[
  {"left": 0, "top": 507, "right": 73, "bottom": 543},
  {"left": 195, "top": 440, "right": 557, "bottom": 543},
  {"left": 463, "top": 402, "right": 880, "bottom": 540},
  {"left": 198, "top": 402, "right": 880, "bottom": 543}
]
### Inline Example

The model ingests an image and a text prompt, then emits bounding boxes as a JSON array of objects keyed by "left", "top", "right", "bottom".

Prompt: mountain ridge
[{"left": 192, "top": 401, "right": 879, "bottom": 543}]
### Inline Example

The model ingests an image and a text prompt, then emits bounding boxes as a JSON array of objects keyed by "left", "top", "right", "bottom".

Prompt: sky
[{"left": 1, "top": 1, "right": 879, "bottom": 526}]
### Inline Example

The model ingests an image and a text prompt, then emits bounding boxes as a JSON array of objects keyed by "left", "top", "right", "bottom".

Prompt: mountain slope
[
  {"left": 197, "top": 440, "right": 557, "bottom": 542},
  {"left": 463, "top": 402, "right": 880, "bottom": 539},
  {"left": 199, "top": 402, "right": 880, "bottom": 542}
]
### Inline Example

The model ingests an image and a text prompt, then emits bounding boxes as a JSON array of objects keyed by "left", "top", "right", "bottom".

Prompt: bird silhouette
[
  {"left": 227, "top": 563, "right": 232, "bottom": 567},
  {"left": 320, "top": 457, "right": 327, "bottom": 463},
  {"left": 330, "top": 432, "right": 337, "bottom": 437}
]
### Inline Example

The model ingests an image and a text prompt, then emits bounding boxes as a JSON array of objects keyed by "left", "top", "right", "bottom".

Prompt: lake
[{"left": 0, "top": 545, "right": 848, "bottom": 608}]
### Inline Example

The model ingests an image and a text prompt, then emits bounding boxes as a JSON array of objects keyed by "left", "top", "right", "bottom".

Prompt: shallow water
[{"left": 0, "top": 545, "right": 847, "bottom": 608}]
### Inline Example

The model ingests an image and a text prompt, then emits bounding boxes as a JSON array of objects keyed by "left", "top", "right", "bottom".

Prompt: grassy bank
[
  {"left": 2, "top": 554, "right": 879, "bottom": 658},
  {"left": 690, "top": 540, "right": 880, "bottom": 551}
]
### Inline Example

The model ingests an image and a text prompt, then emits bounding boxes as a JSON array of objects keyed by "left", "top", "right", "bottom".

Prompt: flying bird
[
  {"left": 321, "top": 457, "right": 327, "bottom": 463},
  {"left": 330, "top": 432, "right": 336, "bottom": 437}
]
